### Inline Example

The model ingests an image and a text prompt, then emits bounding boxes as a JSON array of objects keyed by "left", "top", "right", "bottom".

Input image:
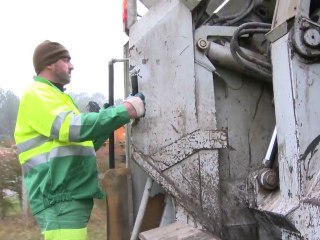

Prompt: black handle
[{"left": 131, "top": 72, "right": 139, "bottom": 95}]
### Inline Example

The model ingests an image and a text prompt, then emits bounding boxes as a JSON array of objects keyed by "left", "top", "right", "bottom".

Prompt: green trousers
[{"left": 34, "top": 199, "right": 93, "bottom": 240}]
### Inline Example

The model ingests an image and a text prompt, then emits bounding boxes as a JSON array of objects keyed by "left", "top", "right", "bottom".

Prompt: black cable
[
  {"left": 233, "top": 28, "right": 272, "bottom": 69},
  {"left": 230, "top": 22, "right": 272, "bottom": 81}
]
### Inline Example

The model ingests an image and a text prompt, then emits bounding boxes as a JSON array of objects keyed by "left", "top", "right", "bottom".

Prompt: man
[{"left": 14, "top": 40, "right": 145, "bottom": 240}]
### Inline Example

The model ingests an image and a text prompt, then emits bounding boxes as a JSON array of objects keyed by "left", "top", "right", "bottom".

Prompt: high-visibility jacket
[{"left": 14, "top": 76, "right": 130, "bottom": 215}]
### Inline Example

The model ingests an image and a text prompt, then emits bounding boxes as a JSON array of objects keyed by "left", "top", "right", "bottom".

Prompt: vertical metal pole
[
  {"left": 108, "top": 60, "right": 115, "bottom": 169},
  {"left": 106, "top": 58, "right": 130, "bottom": 238}
]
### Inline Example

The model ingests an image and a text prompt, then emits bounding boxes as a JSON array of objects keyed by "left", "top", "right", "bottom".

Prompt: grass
[{"left": 0, "top": 198, "right": 107, "bottom": 240}]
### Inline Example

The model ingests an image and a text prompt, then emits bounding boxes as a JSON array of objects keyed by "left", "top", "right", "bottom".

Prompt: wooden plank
[
  {"left": 139, "top": 222, "right": 221, "bottom": 240},
  {"left": 104, "top": 168, "right": 131, "bottom": 240}
]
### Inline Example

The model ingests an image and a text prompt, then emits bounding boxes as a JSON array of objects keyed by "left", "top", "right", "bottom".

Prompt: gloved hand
[
  {"left": 124, "top": 93, "right": 146, "bottom": 118},
  {"left": 86, "top": 101, "right": 101, "bottom": 113}
]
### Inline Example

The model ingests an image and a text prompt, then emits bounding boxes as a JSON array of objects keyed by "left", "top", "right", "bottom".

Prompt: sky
[{"left": 0, "top": 0, "right": 146, "bottom": 99}]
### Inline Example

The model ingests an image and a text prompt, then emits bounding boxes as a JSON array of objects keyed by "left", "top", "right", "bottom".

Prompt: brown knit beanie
[{"left": 33, "top": 40, "right": 71, "bottom": 74}]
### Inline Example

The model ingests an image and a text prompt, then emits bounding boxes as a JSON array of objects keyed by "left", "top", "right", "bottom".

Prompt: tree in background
[
  {"left": 0, "top": 147, "right": 21, "bottom": 218},
  {"left": 69, "top": 92, "right": 107, "bottom": 112},
  {"left": 0, "top": 89, "right": 21, "bottom": 218},
  {"left": 0, "top": 89, "right": 19, "bottom": 142},
  {"left": 69, "top": 91, "right": 123, "bottom": 112}
]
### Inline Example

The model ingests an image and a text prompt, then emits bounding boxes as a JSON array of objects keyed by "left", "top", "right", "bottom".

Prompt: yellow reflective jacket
[{"left": 14, "top": 76, "right": 130, "bottom": 215}]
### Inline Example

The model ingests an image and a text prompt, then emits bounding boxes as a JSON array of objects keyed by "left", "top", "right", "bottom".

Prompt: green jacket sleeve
[
  {"left": 73, "top": 106, "right": 130, "bottom": 142},
  {"left": 22, "top": 82, "right": 130, "bottom": 143}
]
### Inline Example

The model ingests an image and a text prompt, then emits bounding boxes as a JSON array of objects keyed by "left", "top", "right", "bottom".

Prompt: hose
[
  {"left": 230, "top": 22, "right": 272, "bottom": 80},
  {"left": 232, "top": 29, "right": 272, "bottom": 69}
]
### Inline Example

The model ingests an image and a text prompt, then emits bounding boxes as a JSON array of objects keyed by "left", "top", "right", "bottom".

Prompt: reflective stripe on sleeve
[
  {"left": 22, "top": 145, "right": 96, "bottom": 174},
  {"left": 17, "top": 135, "right": 50, "bottom": 154},
  {"left": 69, "top": 114, "right": 82, "bottom": 142},
  {"left": 50, "top": 111, "right": 72, "bottom": 139}
]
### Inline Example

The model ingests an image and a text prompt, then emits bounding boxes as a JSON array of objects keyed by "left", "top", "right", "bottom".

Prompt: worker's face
[{"left": 51, "top": 58, "right": 74, "bottom": 85}]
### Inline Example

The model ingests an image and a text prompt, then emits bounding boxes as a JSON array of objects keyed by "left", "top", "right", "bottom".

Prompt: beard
[{"left": 55, "top": 71, "right": 71, "bottom": 85}]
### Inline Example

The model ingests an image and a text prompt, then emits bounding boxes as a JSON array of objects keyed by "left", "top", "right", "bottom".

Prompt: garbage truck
[{"left": 113, "top": 0, "right": 320, "bottom": 239}]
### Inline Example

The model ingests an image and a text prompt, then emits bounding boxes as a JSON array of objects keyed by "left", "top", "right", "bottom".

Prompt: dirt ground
[{"left": 0, "top": 199, "right": 107, "bottom": 240}]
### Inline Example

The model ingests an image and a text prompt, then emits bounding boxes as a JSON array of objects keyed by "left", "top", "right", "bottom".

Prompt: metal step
[{"left": 139, "top": 222, "right": 221, "bottom": 240}]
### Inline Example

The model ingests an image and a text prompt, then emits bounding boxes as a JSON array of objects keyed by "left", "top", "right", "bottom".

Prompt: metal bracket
[{"left": 292, "top": 0, "right": 320, "bottom": 59}]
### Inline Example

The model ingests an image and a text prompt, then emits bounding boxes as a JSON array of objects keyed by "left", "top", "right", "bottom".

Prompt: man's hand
[
  {"left": 86, "top": 101, "right": 101, "bottom": 113},
  {"left": 123, "top": 93, "right": 145, "bottom": 119}
]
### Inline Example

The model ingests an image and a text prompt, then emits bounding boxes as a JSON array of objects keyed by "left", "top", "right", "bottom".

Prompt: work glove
[
  {"left": 124, "top": 93, "right": 146, "bottom": 118},
  {"left": 86, "top": 101, "right": 110, "bottom": 113},
  {"left": 86, "top": 101, "right": 101, "bottom": 113}
]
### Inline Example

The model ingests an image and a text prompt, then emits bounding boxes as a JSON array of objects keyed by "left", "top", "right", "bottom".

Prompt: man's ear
[{"left": 46, "top": 63, "right": 54, "bottom": 71}]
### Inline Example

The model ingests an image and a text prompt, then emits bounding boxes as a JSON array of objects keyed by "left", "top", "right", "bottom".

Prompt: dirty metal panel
[
  {"left": 129, "top": 0, "right": 224, "bottom": 234},
  {"left": 161, "top": 150, "right": 221, "bottom": 219},
  {"left": 257, "top": 191, "right": 299, "bottom": 215},
  {"left": 271, "top": 33, "right": 300, "bottom": 200},
  {"left": 213, "top": 69, "right": 275, "bottom": 180},
  {"left": 305, "top": 176, "right": 320, "bottom": 201},
  {"left": 132, "top": 149, "right": 180, "bottom": 202},
  {"left": 211, "top": 47, "right": 276, "bottom": 238},
  {"left": 198, "top": 150, "right": 221, "bottom": 225},
  {"left": 272, "top": 0, "right": 297, "bottom": 28},
  {"left": 274, "top": 33, "right": 320, "bottom": 193},
  {"left": 164, "top": 154, "right": 202, "bottom": 207},
  {"left": 271, "top": 30, "right": 320, "bottom": 236},
  {"left": 221, "top": 180, "right": 253, "bottom": 223},
  {"left": 151, "top": 130, "right": 227, "bottom": 171},
  {"left": 163, "top": 150, "right": 221, "bottom": 233},
  {"left": 227, "top": 83, "right": 273, "bottom": 179},
  {"left": 175, "top": 204, "right": 202, "bottom": 228},
  {"left": 290, "top": 52, "right": 320, "bottom": 196},
  {"left": 132, "top": 149, "right": 221, "bottom": 233},
  {"left": 129, "top": 0, "right": 198, "bottom": 155},
  {"left": 286, "top": 21, "right": 320, "bottom": 237},
  {"left": 281, "top": 230, "right": 302, "bottom": 239},
  {"left": 288, "top": 201, "right": 320, "bottom": 238}
]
